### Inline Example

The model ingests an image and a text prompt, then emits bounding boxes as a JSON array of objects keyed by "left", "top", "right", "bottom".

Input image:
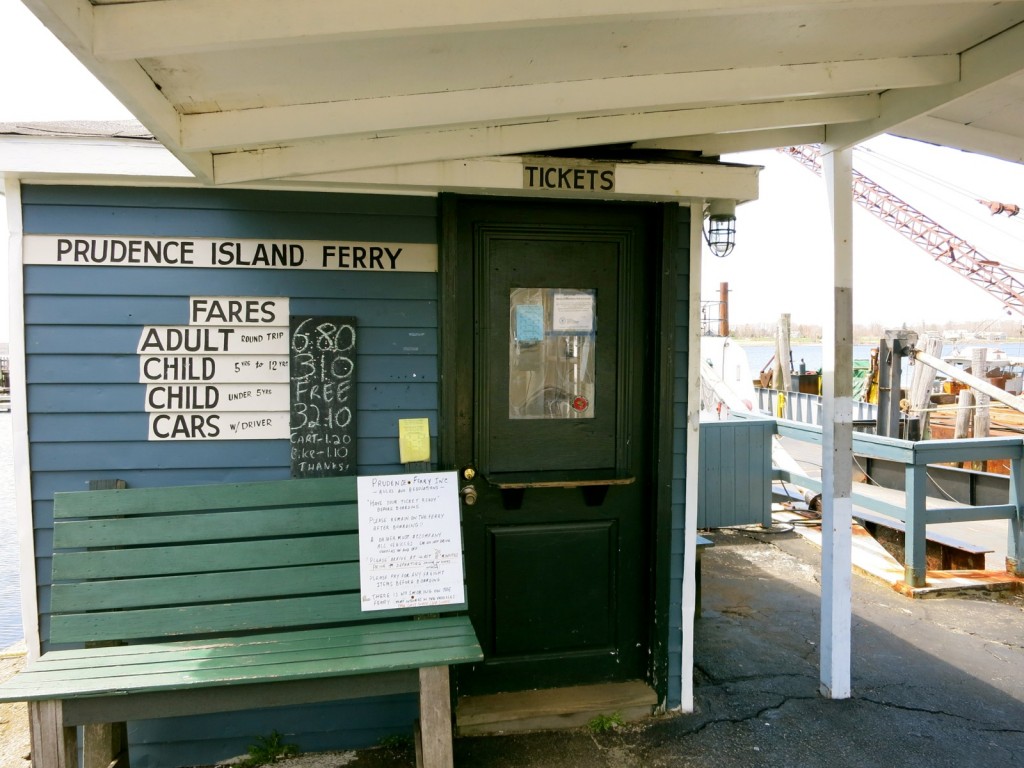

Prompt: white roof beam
[
  {"left": 634, "top": 94, "right": 879, "bottom": 146},
  {"left": 637, "top": 126, "right": 827, "bottom": 155},
  {"left": 183, "top": 56, "right": 954, "bottom": 152},
  {"left": 21, "top": 0, "right": 211, "bottom": 181},
  {"left": 211, "top": 95, "right": 880, "bottom": 184},
  {"left": 826, "top": 20, "right": 1024, "bottom": 150},
  {"left": 93, "top": 0, "right": 1009, "bottom": 60},
  {"left": 281, "top": 156, "right": 759, "bottom": 203},
  {"left": 895, "top": 115, "right": 1024, "bottom": 164}
]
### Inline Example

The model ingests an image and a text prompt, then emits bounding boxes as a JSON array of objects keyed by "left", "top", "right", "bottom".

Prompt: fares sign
[{"left": 141, "top": 296, "right": 291, "bottom": 441}]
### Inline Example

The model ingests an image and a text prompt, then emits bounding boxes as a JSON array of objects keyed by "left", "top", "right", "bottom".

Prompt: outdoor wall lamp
[{"left": 703, "top": 198, "right": 737, "bottom": 258}]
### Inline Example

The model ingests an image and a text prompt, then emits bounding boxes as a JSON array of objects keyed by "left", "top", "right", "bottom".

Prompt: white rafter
[
  {"left": 896, "top": 115, "right": 1024, "bottom": 164},
  {"left": 211, "top": 95, "right": 881, "bottom": 184},
  {"left": 21, "top": 0, "right": 213, "bottom": 181},
  {"left": 635, "top": 126, "right": 826, "bottom": 155},
  {"left": 20, "top": 0, "right": 1024, "bottom": 181},
  {"left": 181, "top": 56, "right": 955, "bottom": 152},
  {"left": 826, "top": 19, "right": 1024, "bottom": 149},
  {"left": 91, "top": 0, "right": 1002, "bottom": 60}
]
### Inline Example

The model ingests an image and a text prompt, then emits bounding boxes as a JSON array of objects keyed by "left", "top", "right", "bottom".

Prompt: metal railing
[{"left": 755, "top": 387, "right": 878, "bottom": 425}]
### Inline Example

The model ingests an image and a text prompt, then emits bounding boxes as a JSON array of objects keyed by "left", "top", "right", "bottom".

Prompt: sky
[
  {"left": 714, "top": 140, "right": 1024, "bottom": 332},
  {"left": 3, "top": 0, "right": 1024, "bottom": 341}
]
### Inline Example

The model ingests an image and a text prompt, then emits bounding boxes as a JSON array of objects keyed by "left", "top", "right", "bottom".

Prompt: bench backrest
[{"left": 49, "top": 476, "right": 467, "bottom": 646}]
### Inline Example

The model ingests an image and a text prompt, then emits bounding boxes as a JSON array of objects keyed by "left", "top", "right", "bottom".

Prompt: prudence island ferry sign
[{"left": 23, "top": 235, "right": 437, "bottom": 272}]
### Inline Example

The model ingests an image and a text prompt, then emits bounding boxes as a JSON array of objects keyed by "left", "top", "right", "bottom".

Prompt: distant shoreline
[{"left": 728, "top": 336, "right": 1024, "bottom": 346}]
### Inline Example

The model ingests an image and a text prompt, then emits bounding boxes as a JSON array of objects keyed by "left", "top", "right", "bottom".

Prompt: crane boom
[{"left": 781, "top": 145, "right": 1024, "bottom": 318}]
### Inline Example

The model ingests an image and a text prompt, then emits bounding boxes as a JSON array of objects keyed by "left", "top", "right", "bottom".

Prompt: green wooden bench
[{"left": 0, "top": 475, "right": 482, "bottom": 768}]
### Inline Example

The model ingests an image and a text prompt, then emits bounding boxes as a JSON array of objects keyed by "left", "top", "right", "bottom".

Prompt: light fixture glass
[{"left": 704, "top": 199, "right": 737, "bottom": 258}]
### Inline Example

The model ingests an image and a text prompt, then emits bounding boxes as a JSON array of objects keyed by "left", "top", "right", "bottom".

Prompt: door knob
[{"left": 460, "top": 485, "right": 478, "bottom": 506}]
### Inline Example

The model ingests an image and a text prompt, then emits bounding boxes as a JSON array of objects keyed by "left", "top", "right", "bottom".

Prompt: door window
[{"left": 509, "top": 288, "right": 595, "bottom": 419}]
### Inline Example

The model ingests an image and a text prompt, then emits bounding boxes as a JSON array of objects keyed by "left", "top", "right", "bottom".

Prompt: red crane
[{"left": 780, "top": 145, "right": 1024, "bottom": 317}]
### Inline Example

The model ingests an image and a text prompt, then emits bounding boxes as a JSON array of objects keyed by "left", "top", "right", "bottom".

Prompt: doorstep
[{"left": 455, "top": 680, "right": 658, "bottom": 736}]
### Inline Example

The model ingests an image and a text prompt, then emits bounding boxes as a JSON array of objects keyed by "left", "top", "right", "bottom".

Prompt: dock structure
[{"left": 716, "top": 413, "right": 1023, "bottom": 593}]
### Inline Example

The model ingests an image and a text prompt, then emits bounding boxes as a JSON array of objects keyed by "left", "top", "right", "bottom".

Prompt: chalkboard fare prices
[{"left": 290, "top": 316, "right": 357, "bottom": 477}]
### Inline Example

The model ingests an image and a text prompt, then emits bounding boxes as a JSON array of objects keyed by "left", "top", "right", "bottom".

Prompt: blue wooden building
[{"left": 3, "top": 123, "right": 758, "bottom": 766}]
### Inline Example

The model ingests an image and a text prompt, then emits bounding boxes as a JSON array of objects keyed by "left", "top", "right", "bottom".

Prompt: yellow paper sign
[{"left": 398, "top": 418, "right": 431, "bottom": 463}]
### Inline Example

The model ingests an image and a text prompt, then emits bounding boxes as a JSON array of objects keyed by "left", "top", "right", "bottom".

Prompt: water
[
  {"left": 741, "top": 341, "right": 1024, "bottom": 380},
  {"left": 0, "top": 412, "right": 21, "bottom": 648}
]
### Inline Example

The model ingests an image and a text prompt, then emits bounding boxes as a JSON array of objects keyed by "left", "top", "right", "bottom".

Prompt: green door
[{"left": 444, "top": 197, "right": 661, "bottom": 696}]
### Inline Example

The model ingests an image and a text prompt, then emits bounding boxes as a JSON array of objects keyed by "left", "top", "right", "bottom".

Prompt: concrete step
[{"left": 456, "top": 680, "right": 657, "bottom": 736}]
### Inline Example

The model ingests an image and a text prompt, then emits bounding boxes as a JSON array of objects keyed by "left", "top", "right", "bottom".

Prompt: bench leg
[
  {"left": 415, "top": 666, "right": 454, "bottom": 768},
  {"left": 28, "top": 700, "right": 77, "bottom": 768},
  {"left": 85, "top": 722, "right": 129, "bottom": 768}
]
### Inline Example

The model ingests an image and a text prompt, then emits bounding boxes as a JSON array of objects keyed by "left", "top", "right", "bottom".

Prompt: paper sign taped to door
[
  {"left": 515, "top": 304, "right": 544, "bottom": 342},
  {"left": 552, "top": 292, "right": 594, "bottom": 332}
]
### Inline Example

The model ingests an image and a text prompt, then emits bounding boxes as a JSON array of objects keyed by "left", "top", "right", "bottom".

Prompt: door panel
[
  {"left": 489, "top": 520, "right": 616, "bottom": 657},
  {"left": 447, "top": 197, "right": 658, "bottom": 696}
]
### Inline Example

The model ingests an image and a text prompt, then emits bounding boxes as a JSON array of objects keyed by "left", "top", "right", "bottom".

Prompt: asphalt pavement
[{"left": 336, "top": 525, "right": 1024, "bottom": 768}]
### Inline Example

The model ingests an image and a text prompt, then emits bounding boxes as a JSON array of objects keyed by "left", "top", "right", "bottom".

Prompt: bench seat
[{"left": 0, "top": 617, "right": 480, "bottom": 705}]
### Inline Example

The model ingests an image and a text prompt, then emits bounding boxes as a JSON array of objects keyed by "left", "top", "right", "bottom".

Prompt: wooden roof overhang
[{"left": 19, "top": 1, "right": 1024, "bottom": 190}]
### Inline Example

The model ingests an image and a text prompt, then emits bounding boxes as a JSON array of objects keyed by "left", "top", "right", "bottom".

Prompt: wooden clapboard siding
[
  {"left": 20, "top": 184, "right": 441, "bottom": 762},
  {"left": 29, "top": 463, "right": 408, "bottom": 503},
  {"left": 667, "top": 208, "right": 691, "bottom": 709},
  {"left": 131, "top": 696, "right": 418, "bottom": 767},
  {"left": 25, "top": 264, "right": 436, "bottom": 298}
]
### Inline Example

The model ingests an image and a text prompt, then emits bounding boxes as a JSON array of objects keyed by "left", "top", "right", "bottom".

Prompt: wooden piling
[
  {"left": 954, "top": 389, "right": 974, "bottom": 441},
  {"left": 774, "top": 313, "right": 793, "bottom": 391},
  {"left": 909, "top": 335, "right": 943, "bottom": 439}
]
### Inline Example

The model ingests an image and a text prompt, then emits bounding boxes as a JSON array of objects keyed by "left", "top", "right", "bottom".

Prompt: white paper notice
[
  {"left": 357, "top": 472, "right": 465, "bottom": 611},
  {"left": 552, "top": 292, "right": 595, "bottom": 332}
]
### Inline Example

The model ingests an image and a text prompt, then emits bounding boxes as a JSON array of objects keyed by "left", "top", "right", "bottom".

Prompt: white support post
[
  {"left": 5, "top": 178, "right": 40, "bottom": 660},
  {"left": 680, "top": 200, "right": 705, "bottom": 713},
  {"left": 820, "top": 148, "right": 853, "bottom": 700}
]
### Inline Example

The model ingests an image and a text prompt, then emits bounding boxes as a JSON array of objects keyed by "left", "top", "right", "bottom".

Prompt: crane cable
[
  {"left": 854, "top": 145, "right": 1024, "bottom": 271},
  {"left": 857, "top": 146, "right": 1024, "bottom": 231}
]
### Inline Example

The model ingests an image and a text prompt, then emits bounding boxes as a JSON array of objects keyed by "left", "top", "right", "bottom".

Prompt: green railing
[{"left": 733, "top": 413, "right": 1024, "bottom": 587}]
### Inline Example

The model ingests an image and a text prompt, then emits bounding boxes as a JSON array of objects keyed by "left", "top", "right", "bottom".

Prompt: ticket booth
[{"left": 2, "top": 127, "right": 757, "bottom": 763}]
